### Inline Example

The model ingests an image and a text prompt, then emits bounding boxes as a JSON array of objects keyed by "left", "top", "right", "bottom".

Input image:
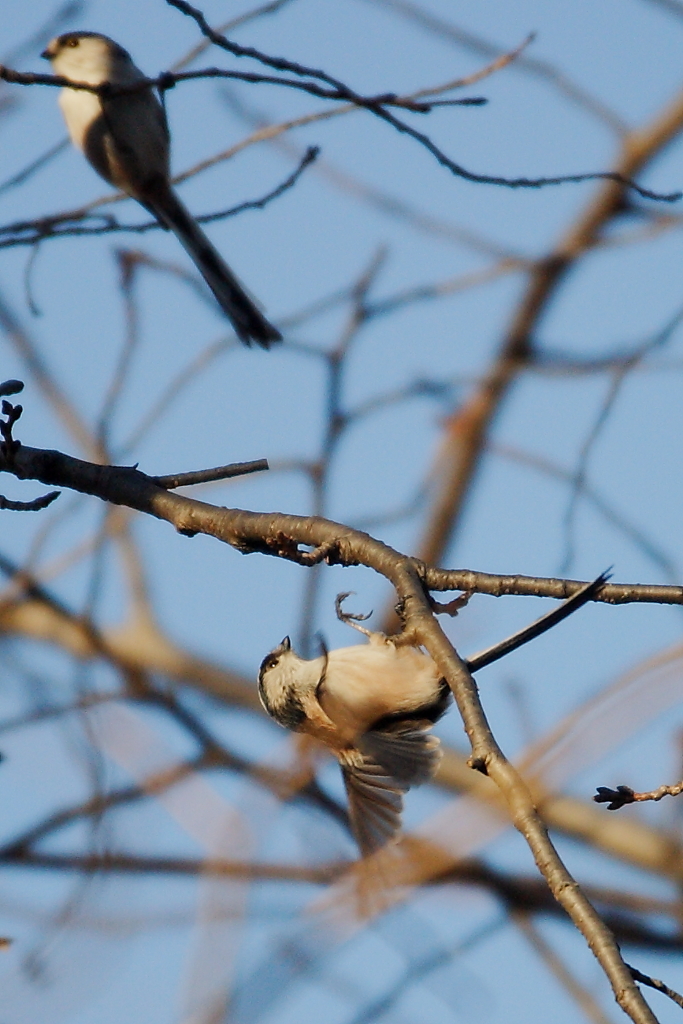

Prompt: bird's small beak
[
  {"left": 40, "top": 48, "right": 51, "bottom": 60},
  {"left": 280, "top": 636, "right": 291, "bottom": 651}
]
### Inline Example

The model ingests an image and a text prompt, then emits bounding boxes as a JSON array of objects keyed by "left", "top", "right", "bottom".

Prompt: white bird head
[
  {"left": 258, "top": 636, "right": 324, "bottom": 730},
  {"left": 42, "top": 32, "right": 136, "bottom": 83}
]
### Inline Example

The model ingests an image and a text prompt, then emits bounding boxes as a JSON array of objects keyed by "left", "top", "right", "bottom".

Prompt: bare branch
[
  {"left": 426, "top": 567, "right": 683, "bottom": 606},
  {"left": 153, "top": 460, "right": 269, "bottom": 489},
  {"left": 0, "top": 146, "right": 319, "bottom": 247},
  {"left": 628, "top": 964, "right": 683, "bottom": 1010},
  {"left": 0, "top": 848, "right": 343, "bottom": 883},
  {"left": 170, "top": 0, "right": 301, "bottom": 73},
  {"left": 166, "top": 0, "right": 679, "bottom": 200},
  {"left": 1, "top": 440, "right": 683, "bottom": 607},
  {"left": 0, "top": 490, "right": 60, "bottom": 512},
  {"left": 362, "top": 0, "right": 629, "bottom": 135},
  {"left": 406, "top": 82, "right": 683, "bottom": 580},
  {"left": 595, "top": 779, "right": 683, "bottom": 809}
]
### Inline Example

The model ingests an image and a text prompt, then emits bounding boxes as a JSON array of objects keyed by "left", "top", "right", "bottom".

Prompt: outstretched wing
[
  {"left": 342, "top": 759, "right": 408, "bottom": 856},
  {"left": 343, "top": 722, "right": 443, "bottom": 855}
]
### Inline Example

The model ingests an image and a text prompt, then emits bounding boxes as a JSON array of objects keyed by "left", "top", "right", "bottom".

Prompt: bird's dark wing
[
  {"left": 359, "top": 721, "right": 442, "bottom": 786},
  {"left": 342, "top": 759, "right": 407, "bottom": 856}
]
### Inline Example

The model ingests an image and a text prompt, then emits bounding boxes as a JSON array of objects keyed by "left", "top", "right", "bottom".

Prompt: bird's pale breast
[{"left": 319, "top": 636, "right": 441, "bottom": 739}]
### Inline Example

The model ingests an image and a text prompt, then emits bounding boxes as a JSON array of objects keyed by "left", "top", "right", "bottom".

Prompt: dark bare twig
[
  {"left": 0, "top": 146, "right": 319, "bottom": 247},
  {"left": 628, "top": 963, "right": 683, "bottom": 1010},
  {"left": 0, "top": 491, "right": 60, "bottom": 512},
  {"left": 0, "top": 63, "right": 483, "bottom": 113},
  {"left": 153, "top": 460, "right": 269, "bottom": 489},
  {"left": 362, "top": 0, "right": 629, "bottom": 135},
  {"left": 220, "top": 42, "right": 533, "bottom": 259},
  {"left": 166, "top": 0, "right": 679, "bottom": 201},
  {"left": 0, "top": 396, "right": 22, "bottom": 462},
  {"left": 171, "top": 0, "right": 301, "bottom": 73},
  {"left": 596, "top": 779, "right": 683, "bottom": 809},
  {"left": 199, "top": 144, "right": 319, "bottom": 222}
]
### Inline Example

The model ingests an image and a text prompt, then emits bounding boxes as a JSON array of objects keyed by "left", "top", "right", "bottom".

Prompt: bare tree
[{"left": 0, "top": 2, "right": 683, "bottom": 1023}]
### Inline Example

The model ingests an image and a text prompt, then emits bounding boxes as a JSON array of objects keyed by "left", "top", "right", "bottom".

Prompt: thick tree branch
[
  {"left": 413, "top": 84, "right": 683, "bottom": 573},
  {"left": 1, "top": 442, "right": 682, "bottom": 606},
  {"left": 0, "top": 435, "right": 662, "bottom": 1020}
]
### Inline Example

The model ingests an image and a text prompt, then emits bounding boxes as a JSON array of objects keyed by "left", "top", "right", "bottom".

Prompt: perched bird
[
  {"left": 258, "top": 627, "right": 450, "bottom": 856},
  {"left": 258, "top": 574, "right": 611, "bottom": 855},
  {"left": 42, "top": 32, "right": 281, "bottom": 347}
]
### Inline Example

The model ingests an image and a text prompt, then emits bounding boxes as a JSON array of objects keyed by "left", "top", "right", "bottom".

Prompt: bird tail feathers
[{"left": 150, "top": 188, "right": 281, "bottom": 348}]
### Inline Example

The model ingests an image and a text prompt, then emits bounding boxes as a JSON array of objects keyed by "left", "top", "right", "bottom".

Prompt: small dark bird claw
[{"left": 335, "top": 592, "right": 373, "bottom": 636}]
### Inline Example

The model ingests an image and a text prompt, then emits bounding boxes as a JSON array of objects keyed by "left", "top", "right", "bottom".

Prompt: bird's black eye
[
  {"left": 66, "top": 37, "right": 80, "bottom": 47},
  {"left": 260, "top": 653, "right": 279, "bottom": 674}
]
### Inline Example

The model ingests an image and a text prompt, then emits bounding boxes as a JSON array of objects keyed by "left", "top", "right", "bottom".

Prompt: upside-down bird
[{"left": 258, "top": 627, "right": 449, "bottom": 856}]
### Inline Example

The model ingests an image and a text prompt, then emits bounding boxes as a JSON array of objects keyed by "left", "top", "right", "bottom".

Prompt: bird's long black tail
[{"left": 151, "top": 187, "right": 281, "bottom": 348}]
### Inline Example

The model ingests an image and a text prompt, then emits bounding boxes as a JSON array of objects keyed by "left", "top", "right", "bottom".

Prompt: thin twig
[
  {"left": 595, "top": 779, "right": 683, "bottom": 809},
  {"left": 166, "top": 0, "right": 679, "bottom": 200},
  {"left": 628, "top": 963, "right": 683, "bottom": 1010},
  {"left": 362, "top": 0, "right": 629, "bottom": 135},
  {"left": 0, "top": 147, "right": 319, "bottom": 247},
  {"left": 0, "top": 490, "right": 60, "bottom": 512},
  {"left": 153, "top": 460, "right": 269, "bottom": 489}
]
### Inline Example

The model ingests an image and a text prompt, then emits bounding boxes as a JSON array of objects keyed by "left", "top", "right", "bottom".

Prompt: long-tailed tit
[
  {"left": 258, "top": 573, "right": 609, "bottom": 856},
  {"left": 42, "top": 32, "right": 281, "bottom": 347},
  {"left": 259, "top": 625, "right": 450, "bottom": 856}
]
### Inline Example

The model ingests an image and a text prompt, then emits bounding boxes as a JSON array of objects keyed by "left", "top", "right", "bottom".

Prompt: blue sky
[{"left": 1, "top": 1, "right": 683, "bottom": 1022}]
